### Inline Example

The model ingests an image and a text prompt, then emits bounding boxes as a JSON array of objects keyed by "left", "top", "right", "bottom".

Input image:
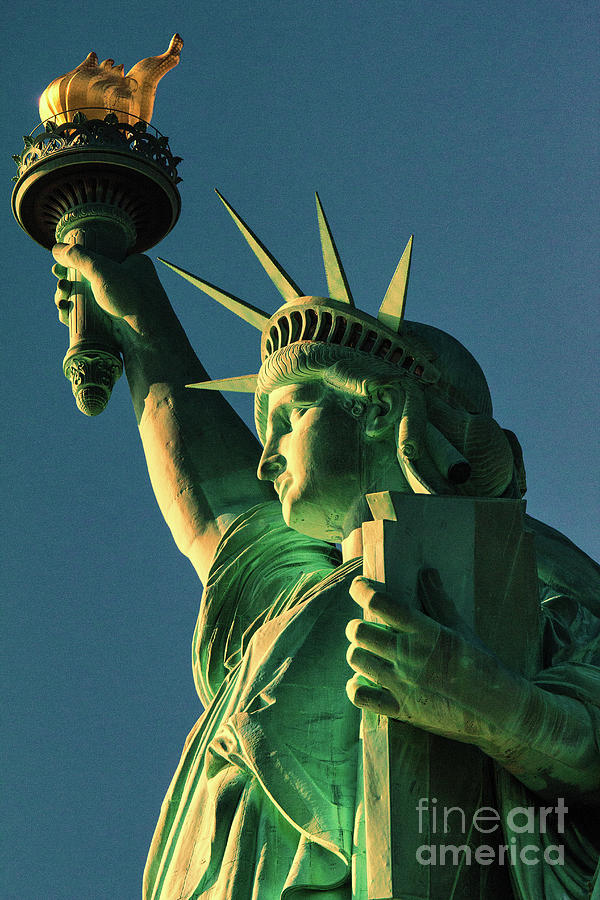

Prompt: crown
[
  {"left": 157, "top": 194, "right": 522, "bottom": 495},
  {"left": 158, "top": 190, "right": 443, "bottom": 397}
]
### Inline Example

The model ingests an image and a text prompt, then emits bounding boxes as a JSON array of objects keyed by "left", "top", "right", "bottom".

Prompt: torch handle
[{"left": 61, "top": 224, "right": 126, "bottom": 416}]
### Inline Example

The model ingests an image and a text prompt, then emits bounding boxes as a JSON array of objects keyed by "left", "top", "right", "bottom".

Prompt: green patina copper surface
[{"left": 13, "top": 105, "right": 599, "bottom": 897}]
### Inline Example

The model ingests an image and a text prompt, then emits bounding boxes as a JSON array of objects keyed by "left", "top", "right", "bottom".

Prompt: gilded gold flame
[{"left": 38, "top": 33, "right": 183, "bottom": 126}]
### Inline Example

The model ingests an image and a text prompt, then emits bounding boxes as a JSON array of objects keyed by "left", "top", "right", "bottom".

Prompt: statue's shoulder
[{"left": 526, "top": 514, "right": 600, "bottom": 616}]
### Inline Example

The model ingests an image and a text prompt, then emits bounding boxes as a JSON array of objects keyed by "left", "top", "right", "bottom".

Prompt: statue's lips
[{"left": 275, "top": 474, "right": 290, "bottom": 500}]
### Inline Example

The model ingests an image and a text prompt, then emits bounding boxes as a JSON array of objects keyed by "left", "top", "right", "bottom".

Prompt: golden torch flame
[{"left": 38, "top": 33, "right": 183, "bottom": 126}]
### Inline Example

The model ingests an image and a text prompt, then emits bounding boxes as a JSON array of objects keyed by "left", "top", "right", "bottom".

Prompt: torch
[{"left": 11, "top": 35, "right": 183, "bottom": 415}]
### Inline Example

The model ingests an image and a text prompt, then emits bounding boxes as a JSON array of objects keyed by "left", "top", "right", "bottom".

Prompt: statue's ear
[{"left": 364, "top": 385, "right": 403, "bottom": 440}]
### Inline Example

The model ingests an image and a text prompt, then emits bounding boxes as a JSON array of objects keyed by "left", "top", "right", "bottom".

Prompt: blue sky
[{"left": 3, "top": 2, "right": 598, "bottom": 896}]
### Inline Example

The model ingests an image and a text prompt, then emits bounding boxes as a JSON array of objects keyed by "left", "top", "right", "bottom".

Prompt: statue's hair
[
  {"left": 255, "top": 342, "right": 400, "bottom": 433},
  {"left": 255, "top": 336, "right": 523, "bottom": 499}
]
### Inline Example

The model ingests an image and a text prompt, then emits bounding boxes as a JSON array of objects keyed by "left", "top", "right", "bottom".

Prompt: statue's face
[{"left": 257, "top": 381, "right": 367, "bottom": 541}]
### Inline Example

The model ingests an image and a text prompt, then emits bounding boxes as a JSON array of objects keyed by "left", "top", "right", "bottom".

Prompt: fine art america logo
[{"left": 415, "top": 797, "right": 567, "bottom": 867}]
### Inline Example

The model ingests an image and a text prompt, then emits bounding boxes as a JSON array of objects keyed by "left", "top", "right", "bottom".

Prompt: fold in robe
[{"left": 144, "top": 503, "right": 599, "bottom": 899}]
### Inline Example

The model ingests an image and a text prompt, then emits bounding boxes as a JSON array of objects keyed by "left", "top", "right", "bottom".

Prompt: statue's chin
[{"left": 284, "top": 499, "right": 345, "bottom": 543}]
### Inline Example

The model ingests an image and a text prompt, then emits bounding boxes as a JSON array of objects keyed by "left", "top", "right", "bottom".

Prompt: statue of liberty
[{"left": 52, "top": 192, "right": 599, "bottom": 899}]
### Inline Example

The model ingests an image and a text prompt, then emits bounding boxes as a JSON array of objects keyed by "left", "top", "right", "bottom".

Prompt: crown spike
[
  {"left": 186, "top": 374, "right": 259, "bottom": 392},
  {"left": 378, "top": 235, "right": 413, "bottom": 332},
  {"left": 215, "top": 189, "right": 303, "bottom": 301},
  {"left": 314, "top": 193, "right": 355, "bottom": 306},
  {"left": 157, "top": 258, "right": 270, "bottom": 330}
]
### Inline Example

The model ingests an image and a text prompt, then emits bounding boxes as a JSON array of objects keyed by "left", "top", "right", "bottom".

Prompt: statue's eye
[{"left": 289, "top": 407, "right": 307, "bottom": 427}]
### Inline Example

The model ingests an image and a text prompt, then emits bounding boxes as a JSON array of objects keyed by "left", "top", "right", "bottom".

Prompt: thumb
[{"left": 52, "top": 243, "right": 114, "bottom": 284}]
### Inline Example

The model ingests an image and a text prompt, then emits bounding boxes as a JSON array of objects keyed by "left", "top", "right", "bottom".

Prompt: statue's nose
[{"left": 257, "top": 446, "right": 285, "bottom": 482}]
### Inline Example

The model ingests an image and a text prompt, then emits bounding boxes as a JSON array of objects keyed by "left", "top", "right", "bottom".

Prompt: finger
[
  {"left": 346, "top": 676, "right": 400, "bottom": 716},
  {"left": 56, "top": 306, "right": 70, "bottom": 326},
  {"left": 52, "top": 262, "right": 67, "bottom": 279},
  {"left": 54, "top": 278, "right": 72, "bottom": 298},
  {"left": 52, "top": 242, "right": 107, "bottom": 282},
  {"left": 349, "top": 576, "right": 385, "bottom": 601},
  {"left": 350, "top": 577, "right": 417, "bottom": 632},
  {"left": 53, "top": 278, "right": 72, "bottom": 324},
  {"left": 346, "top": 618, "right": 398, "bottom": 663},
  {"left": 54, "top": 281, "right": 72, "bottom": 306},
  {"left": 55, "top": 301, "right": 71, "bottom": 325},
  {"left": 346, "top": 644, "right": 397, "bottom": 690}
]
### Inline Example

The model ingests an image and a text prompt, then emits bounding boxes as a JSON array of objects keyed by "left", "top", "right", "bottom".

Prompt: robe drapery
[{"left": 143, "top": 502, "right": 600, "bottom": 899}]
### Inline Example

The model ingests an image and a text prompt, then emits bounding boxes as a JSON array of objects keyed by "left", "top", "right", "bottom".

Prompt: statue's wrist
[
  {"left": 114, "top": 303, "right": 190, "bottom": 359},
  {"left": 476, "top": 681, "right": 599, "bottom": 797},
  {"left": 117, "top": 312, "right": 206, "bottom": 395},
  {"left": 470, "top": 668, "right": 537, "bottom": 760}
]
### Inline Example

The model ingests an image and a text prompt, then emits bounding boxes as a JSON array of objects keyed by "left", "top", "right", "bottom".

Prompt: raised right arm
[{"left": 52, "top": 244, "right": 272, "bottom": 584}]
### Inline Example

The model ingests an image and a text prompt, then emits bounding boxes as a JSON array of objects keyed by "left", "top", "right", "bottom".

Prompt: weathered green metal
[
  {"left": 157, "top": 257, "right": 270, "bottom": 330},
  {"left": 354, "top": 492, "right": 541, "bottom": 899},
  {"left": 14, "top": 68, "right": 599, "bottom": 891},
  {"left": 58, "top": 215, "right": 128, "bottom": 416},
  {"left": 11, "top": 111, "right": 182, "bottom": 416},
  {"left": 215, "top": 188, "right": 304, "bottom": 300},
  {"left": 315, "top": 191, "right": 355, "bottom": 306},
  {"left": 11, "top": 112, "right": 181, "bottom": 253},
  {"left": 377, "top": 235, "right": 413, "bottom": 332}
]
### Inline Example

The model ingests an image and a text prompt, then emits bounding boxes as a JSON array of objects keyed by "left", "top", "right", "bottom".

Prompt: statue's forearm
[
  {"left": 121, "top": 316, "right": 271, "bottom": 583},
  {"left": 479, "top": 676, "right": 599, "bottom": 803}
]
